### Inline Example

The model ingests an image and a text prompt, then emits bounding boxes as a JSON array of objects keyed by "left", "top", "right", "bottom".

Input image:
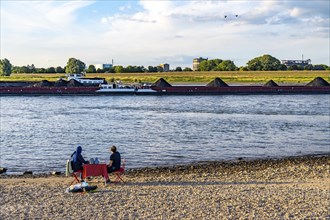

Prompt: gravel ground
[{"left": 0, "top": 155, "right": 329, "bottom": 219}]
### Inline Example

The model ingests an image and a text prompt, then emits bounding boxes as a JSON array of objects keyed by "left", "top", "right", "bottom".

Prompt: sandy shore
[{"left": 0, "top": 155, "right": 329, "bottom": 219}]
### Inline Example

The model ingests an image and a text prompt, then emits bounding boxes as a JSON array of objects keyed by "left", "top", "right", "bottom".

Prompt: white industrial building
[{"left": 94, "top": 64, "right": 113, "bottom": 70}]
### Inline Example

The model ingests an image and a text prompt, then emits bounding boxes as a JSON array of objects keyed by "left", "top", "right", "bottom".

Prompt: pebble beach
[{"left": 0, "top": 155, "right": 329, "bottom": 219}]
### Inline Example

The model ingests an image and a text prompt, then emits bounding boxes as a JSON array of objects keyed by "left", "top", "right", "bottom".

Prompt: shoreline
[
  {"left": 1, "top": 154, "right": 329, "bottom": 219},
  {"left": 1, "top": 154, "right": 328, "bottom": 178}
]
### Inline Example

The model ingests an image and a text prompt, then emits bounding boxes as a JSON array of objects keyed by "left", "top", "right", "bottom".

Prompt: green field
[{"left": 1, "top": 71, "right": 329, "bottom": 85}]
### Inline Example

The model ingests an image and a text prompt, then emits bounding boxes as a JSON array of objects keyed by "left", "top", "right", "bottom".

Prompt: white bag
[{"left": 65, "top": 159, "right": 73, "bottom": 176}]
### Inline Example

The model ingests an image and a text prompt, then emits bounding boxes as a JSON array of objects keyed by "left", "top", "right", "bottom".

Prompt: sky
[{"left": 1, "top": 0, "right": 329, "bottom": 69}]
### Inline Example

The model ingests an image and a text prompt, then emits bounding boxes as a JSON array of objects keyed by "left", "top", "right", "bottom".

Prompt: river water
[{"left": 0, "top": 95, "right": 329, "bottom": 174}]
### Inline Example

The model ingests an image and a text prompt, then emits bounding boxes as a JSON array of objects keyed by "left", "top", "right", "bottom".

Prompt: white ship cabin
[
  {"left": 67, "top": 73, "right": 105, "bottom": 85},
  {"left": 99, "top": 81, "right": 134, "bottom": 89}
]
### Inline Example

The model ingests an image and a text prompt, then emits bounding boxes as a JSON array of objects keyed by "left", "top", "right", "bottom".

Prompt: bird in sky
[{"left": 224, "top": 15, "right": 238, "bottom": 19}]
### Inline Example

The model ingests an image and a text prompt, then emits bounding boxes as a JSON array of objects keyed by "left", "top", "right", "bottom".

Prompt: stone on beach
[{"left": 0, "top": 167, "right": 7, "bottom": 174}]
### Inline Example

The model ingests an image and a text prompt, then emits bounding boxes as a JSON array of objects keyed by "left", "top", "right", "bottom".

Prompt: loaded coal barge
[
  {"left": 0, "top": 76, "right": 329, "bottom": 95},
  {"left": 150, "top": 77, "right": 330, "bottom": 95}
]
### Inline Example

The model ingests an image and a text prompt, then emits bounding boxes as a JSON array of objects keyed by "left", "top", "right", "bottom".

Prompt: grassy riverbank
[{"left": 1, "top": 71, "right": 329, "bottom": 84}]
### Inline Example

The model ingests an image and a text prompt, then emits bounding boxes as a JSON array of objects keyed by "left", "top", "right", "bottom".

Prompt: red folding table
[{"left": 82, "top": 164, "right": 109, "bottom": 184}]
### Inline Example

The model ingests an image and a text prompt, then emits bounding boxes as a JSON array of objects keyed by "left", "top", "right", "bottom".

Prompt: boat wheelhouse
[{"left": 67, "top": 73, "right": 105, "bottom": 85}]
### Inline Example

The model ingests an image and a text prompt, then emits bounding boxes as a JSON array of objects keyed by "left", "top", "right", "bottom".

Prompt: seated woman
[
  {"left": 71, "top": 146, "right": 89, "bottom": 172},
  {"left": 107, "top": 145, "right": 121, "bottom": 173}
]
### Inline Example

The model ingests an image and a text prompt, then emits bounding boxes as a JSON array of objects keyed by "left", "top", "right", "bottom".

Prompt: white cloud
[
  {"left": 2, "top": 1, "right": 94, "bottom": 32},
  {"left": 119, "top": 4, "right": 132, "bottom": 11},
  {"left": 1, "top": 0, "right": 329, "bottom": 68}
]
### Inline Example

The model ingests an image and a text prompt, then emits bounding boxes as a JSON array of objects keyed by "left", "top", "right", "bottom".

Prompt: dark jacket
[
  {"left": 110, "top": 151, "right": 121, "bottom": 170},
  {"left": 71, "top": 146, "right": 88, "bottom": 172}
]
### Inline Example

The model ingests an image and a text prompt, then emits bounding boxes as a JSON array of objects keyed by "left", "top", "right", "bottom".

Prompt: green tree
[
  {"left": 288, "top": 65, "right": 303, "bottom": 71},
  {"left": 114, "top": 65, "right": 124, "bottom": 73},
  {"left": 304, "top": 64, "right": 313, "bottom": 71},
  {"left": 313, "top": 65, "right": 326, "bottom": 70},
  {"left": 147, "top": 66, "right": 157, "bottom": 72},
  {"left": 125, "top": 65, "right": 135, "bottom": 73},
  {"left": 37, "top": 68, "right": 47, "bottom": 73},
  {"left": 199, "top": 59, "right": 223, "bottom": 71},
  {"left": 96, "top": 68, "right": 105, "bottom": 73},
  {"left": 47, "top": 67, "right": 56, "bottom": 73},
  {"left": 214, "top": 60, "right": 237, "bottom": 71},
  {"left": 28, "top": 64, "right": 36, "bottom": 73},
  {"left": 135, "top": 66, "right": 145, "bottom": 73},
  {"left": 55, "top": 66, "right": 64, "bottom": 73},
  {"left": 0, "top": 58, "right": 12, "bottom": 76},
  {"left": 16, "top": 66, "right": 31, "bottom": 73},
  {"left": 65, "top": 58, "right": 85, "bottom": 74},
  {"left": 239, "top": 66, "right": 248, "bottom": 71},
  {"left": 198, "top": 60, "right": 213, "bottom": 71},
  {"left": 210, "top": 59, "right": 222, "bottom": 68},
  {"left": 175, "top": 67, "right": 182, "bottom": 72},
  {"left": 247, "top": 54, "right": 282, "bottom": 71},
  {"left": 157, "top": 66, "right": 163, "bottom": 72},
  {"left": 183, "top": 67, "right": 192, "bottom": 71},
  {"left": 87, "top": 65, "right": 96, "bottom": 73},
  {"left": 279, "top": 64, "right": 287, "bottom": 71}
]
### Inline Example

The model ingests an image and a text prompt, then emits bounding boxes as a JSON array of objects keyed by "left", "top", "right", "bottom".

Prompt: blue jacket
[{"left": 71, "top": 146, "right": 88, "bottom": 171}]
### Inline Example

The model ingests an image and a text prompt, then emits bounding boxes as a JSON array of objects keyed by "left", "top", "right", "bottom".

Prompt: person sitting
[
  {"left": 107, "top": 145, "right": 121, "bottom": 173},
  {"left": 71, "top": 146, "right": 89, "bottom": 172}
]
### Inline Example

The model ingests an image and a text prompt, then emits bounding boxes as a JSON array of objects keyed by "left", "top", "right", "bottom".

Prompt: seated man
[
  {"left": 71, "top": 146, "right": 89, "bottom": 172},
  {"left": 107, "top": 145, "right": 121, "bottom": 173}
]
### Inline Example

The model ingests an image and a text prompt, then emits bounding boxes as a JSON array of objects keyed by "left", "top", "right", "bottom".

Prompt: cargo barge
[
  {"left": 150, "top": 77, "right": 330, "bottom": 95},
  {"left": 150, "top": 85, "right": 330, "bottom": 95},
  {"left": 0, "top": 77, "right": 329, "bottom": 95}
]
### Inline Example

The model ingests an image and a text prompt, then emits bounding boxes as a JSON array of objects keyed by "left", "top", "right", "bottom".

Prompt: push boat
[
  {"left": 0, "top": 73, "right": 156, "bottom": 95},
  {"left": 96, "top": 82, "right": 157, "bottom": 94},
  {"left": 67, "top": 73, "right": 105, "bottom": 86}
]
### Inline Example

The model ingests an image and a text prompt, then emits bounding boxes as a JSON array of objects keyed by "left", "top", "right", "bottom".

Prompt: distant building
[
  {"left": 94, "top": 64, "right": 113, "bottom": 70},
  {"left": 281, "top": 59, "right": 311, "bottom": 68},
  {"left": 193, "top": 57, "right": 208, "bottom": 71},
  {"left": 159, "top": 63, "right": 170, "bottom": 72}
]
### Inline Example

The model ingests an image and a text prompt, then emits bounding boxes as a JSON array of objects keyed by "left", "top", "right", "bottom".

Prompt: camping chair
[
  {"left": 113, "top": 159, "right": 126, "bottom": 184},
  {"left": 66, "top": 160, "right": 82, "bottom": 185}
]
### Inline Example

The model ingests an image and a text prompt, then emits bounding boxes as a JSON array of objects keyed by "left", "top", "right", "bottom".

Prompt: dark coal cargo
[{"left": 0, "top": 77, "right": 329, "bottom": 95}]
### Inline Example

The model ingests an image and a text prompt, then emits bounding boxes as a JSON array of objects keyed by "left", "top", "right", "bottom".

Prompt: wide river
[{"left": 0, "top": 95, "right": 329, "bottom": 174}]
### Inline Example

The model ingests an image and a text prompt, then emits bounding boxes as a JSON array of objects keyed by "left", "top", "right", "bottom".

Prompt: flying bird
[{"left": 224, "top": 15, "right": 239, "bottom": 19}]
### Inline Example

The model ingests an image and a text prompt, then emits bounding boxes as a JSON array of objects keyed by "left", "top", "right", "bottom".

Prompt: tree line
[{"left": 1, "top": 55, "right": 329, "bottom": 76}]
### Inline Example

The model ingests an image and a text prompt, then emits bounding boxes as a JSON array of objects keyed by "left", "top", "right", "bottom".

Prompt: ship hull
[
  {"left": 0, "top": 85, "right": 329, "bottom": 95},
  {"left": 150, "top": 86, "right": 330, "bottom": 95}
]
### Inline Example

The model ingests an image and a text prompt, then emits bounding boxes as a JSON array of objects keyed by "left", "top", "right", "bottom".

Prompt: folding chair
[
  {"left": 70, "top": 171, "right": 82, "bottom": 185},
  {"left": 113, "top": 159, "right": 126, "bottom": 184},
  {"left": 66, "top": 159, "right": 82, "bottom": 185}
]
